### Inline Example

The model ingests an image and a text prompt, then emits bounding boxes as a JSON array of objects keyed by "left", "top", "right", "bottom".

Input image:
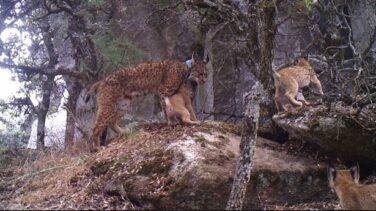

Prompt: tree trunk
[
  {"left": 36, "top": 75, "right": 55, "bottom": 150},
  {"left": 20, "top": 113, "right": 36, "bottom": 145},
  {"left": 252, "top": 0, "right": 287, "bottom": 140},
  {"left": 73, "top": 88, "right": 97, "bottom": 143},
  {"left": 255, "top": 1, "right": 276, "bottom": 96},
  {"left": 64, "top": 79, "right": 83, "bottom": 148},
  {"left": 226, "top": 82, "right": 266, "bottom": 210},
  {"left": 197, "top": 23, "right": 227, "bottom": 120}
]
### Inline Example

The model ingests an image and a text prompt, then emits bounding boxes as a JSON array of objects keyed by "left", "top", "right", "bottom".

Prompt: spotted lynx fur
[
  {"left": 86, "top": 54, "right": 208, "bottom": 151},
  {"left": 273, "top": 57, "right": 323, "bottom": 112},
  {"left": 165, "top": 79, "right": 199, "bottom": 125},
  {"left": 328, "top": 164, "right": 376, "bottom": 210}
]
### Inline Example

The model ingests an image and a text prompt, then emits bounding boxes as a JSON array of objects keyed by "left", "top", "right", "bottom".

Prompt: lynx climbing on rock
[{"left": 273, "top": 57, "right": 323, "bottom": 112}]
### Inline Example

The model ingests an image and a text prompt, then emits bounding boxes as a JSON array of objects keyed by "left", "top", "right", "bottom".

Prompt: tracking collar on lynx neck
[
  {"left": 182, "top": 59, "right": 193, "bottom": 85},
  {"left": 185, "top": 59, "right": 193, "bottom": 69}
]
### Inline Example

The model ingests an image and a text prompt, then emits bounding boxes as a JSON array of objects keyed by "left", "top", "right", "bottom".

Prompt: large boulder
[
  {"left": 0, "top": 121, "right": 337, "bottom": 210},
  {"left": 89, "top": 121, "right": 334, "bottom": 209},
  {"left": 273, "top": 102, "right": 376, "bottom": 164}
]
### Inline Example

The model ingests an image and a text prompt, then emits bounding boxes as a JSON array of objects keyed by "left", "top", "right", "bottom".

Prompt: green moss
[
  {"left": 118, "top": 154, "right": 129, "bottom": 163},
  {"left": 217, "top": 135, "right": 230, "bottom": 144},
  {"left": 198, "top": 126, "right": 213, "bottom": 134},
  {"left": 169, "top": 174, "right": 190, "bottom": 197},
  {"left": 138, "top": 149, "right": 173, "bottom": 176},
  {"left": 298, "top": 0, "right": 314, "bottom": 11},
  {"left": 121, "top": 130, "right": 139, "bottom": 141},
  {"left": 194, "top": 135, "right": 207, "bottom": 143},
  {"left": 88, "top": 0, "right": 104, "bottom": 6},
  {"left": 194, "top": 135, "right": 227, "bottom": 149},
  {"left": 93, "top": 34, "right": 143, "bottom": 73},
  {"left": 217, "top": 123, "right": 242, "bottom": 136},
  {"left": 259, "top": 106, "right": 270, "bottom": 118},
  {"left": 227, "top": 150, "right": 236, "bottom": 159}
]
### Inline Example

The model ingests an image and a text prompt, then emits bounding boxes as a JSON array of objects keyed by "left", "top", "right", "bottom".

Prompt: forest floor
[{"left": 0, "top": 122, "right": 341, "bottom": 210}]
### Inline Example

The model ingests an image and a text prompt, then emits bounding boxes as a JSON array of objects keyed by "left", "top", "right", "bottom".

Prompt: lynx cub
[
  {"left": 328, "top": 164, "right": 376, "bottom": 210},
  {"left": 165, "top": 79, "right": 199, "bottom": 125},
  {"left": 273, "top": 57, "right": 323, "bottom": 112}
]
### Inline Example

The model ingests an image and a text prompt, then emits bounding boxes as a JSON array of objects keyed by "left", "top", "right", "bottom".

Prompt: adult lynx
[{"left": 86, "top": 54, "right": 208, "bottom": 151}]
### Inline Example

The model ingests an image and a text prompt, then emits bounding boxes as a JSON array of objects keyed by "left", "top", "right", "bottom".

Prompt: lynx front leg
[
  {"left": 163, "top": 97, "right": 176, "bottom": 125},
  {"left": 91, "top": 124, "right": 106, "bottom": 152},
  {"left": 185, "top": 99, "right": 199, "bottom": 123},
  {"left": 178, "top": 101, "right": 200, "bottom": 125},
  {"left": 160, "top": 98, "right": 170, "bottom": 125},
  {"left": 110, "top": 124, "right": 129, "bottom": 137},
  {"left": 92, "top": 112, "right": 117, "bottom": 152},
  {"left": 157, "top": 70, "right": 186, "bottom": 124},
  {"left": 91, "top": 95, "right": 119, "bottom": 152},
  {"left": 181, "top": 108, "right": 200, "bottom": 125},
  {"left": 110, "top": 98, "right": 131, "bottom": 137}
]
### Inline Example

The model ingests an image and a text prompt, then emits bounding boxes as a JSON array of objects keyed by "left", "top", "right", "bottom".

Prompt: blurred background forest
[
  {"left": 0, "top": 0, "right": 375, "bottom": 209},
  {"left": 0, "top": 0, "right": 374, "bottom": 155}
]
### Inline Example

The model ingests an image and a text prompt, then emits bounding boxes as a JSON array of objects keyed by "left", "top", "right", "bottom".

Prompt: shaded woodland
[{"left": 0, "top": 0, "right": 375, "bottom": 210}]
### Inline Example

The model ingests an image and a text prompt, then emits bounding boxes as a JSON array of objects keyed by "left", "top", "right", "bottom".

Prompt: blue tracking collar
[{"left": 185, "top": 59, "right": 193, "bottom": 69}]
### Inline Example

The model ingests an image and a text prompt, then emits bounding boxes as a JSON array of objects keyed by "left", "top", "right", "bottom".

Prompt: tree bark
[
  {"left": 36, "top": 75, "right": 55, "bottom": 150},
  {"left": 198, "top": 23, "right": 228, "bottom": 120},
  {"left": 64, "top": 79, "right": 83, "bottom": 148},
  {"left": 226, "top": 82, "right": 266, "bottom": 210},
  {"left": 255, "top": 0, "right": 276, "bottom": 96},
  {"left": 251, "top": 0, "right": 288, "bottom": 140}
]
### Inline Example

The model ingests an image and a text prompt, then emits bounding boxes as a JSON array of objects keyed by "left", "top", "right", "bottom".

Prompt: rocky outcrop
[
  {"left": 87, "top": 121, "right": 334, "bottom": 209},
  {"left": 0, "top": 121, "right": 339, "bottom": 210},
  {"left": 273, "top": 103, "right": 376, "bottom": 164}
]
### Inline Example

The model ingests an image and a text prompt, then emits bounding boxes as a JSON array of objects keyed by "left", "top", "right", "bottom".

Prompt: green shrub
[{"left": 94, "top": 35, "right": 143, "bottom": 73}]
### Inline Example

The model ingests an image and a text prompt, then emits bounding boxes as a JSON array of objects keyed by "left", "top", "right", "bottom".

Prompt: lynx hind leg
[
  {"left": 274, "top": 83, "right": 286, "bottom": 112},
  {"left": 274, "top": 95, "right": 284, "bottom": 112},
  {"left": 296, "top": 91, "right": 310, "bottom": 106},
  {"left": 285, "top": 89, "right": 303, "bottom": 108}
]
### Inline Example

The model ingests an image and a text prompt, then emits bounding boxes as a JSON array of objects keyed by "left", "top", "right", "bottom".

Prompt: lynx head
[
  {"left": 296, "top": 57, "right": 324, "bottom": 95},
  {"left": 189, "top": 52, "right": 209, "bottom": 84},
  {"left": 328, "top": 164, "right": 360, "bottom": 190}
]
